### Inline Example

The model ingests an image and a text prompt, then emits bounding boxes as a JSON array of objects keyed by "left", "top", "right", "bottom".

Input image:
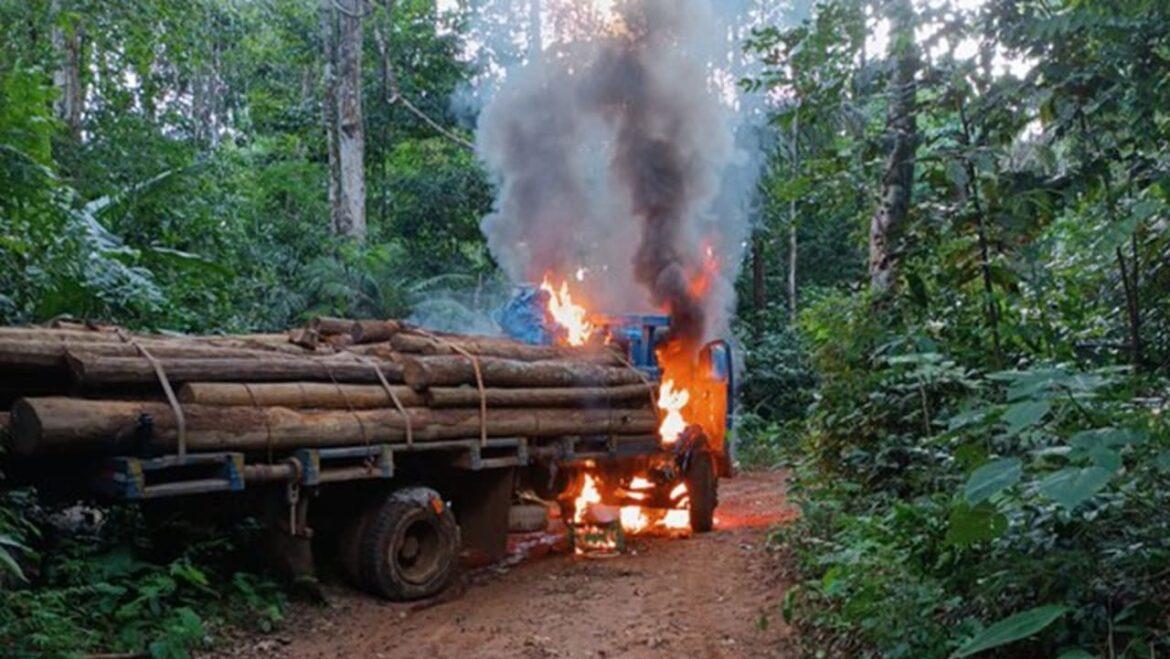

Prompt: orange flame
[
  {"left": 574, "top": 473, "right": 691, "bottom": 538},
  {"left": 657, "top": 380, "right": 691, "bottom": 445},
  {"left": 573, "top": 473, "right": 603, "bottom": 525},
  {"left": 541, "top": 275, "right": 595, "bottom": 347}
]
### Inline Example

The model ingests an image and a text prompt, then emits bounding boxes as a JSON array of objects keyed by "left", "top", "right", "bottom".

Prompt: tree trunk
[
  {"left": 0, "top": 338, "right": 309, "bottom": 369},
  {"left": 335, "top": 0, "right": 367, "bottom": 239},
  {"left": 179, "top": 382, "right": 427, "bottom": 408},
  {"left": 751, "top": 230, "right": 766, "bottom": 337},
  {"left": 426, "top": 384, "right": 653, "bottom": 409},
  {"left": 387, "top": 332, "right": 623, "bottom": 364},
  {"left": 400, "top": 355, "right": 646, "bottom": 391},
  {"left": 0, "top": 327, "right": 311, "bottom": 355},
  {"left": 868, "top": 0, "right": 919, "bottom": 295},
  {"left": 11, "top": 398, "right": 658, "bottom": 457},
  {"left": 51, "top": 0, "right": 84, "bottom": 139},
  {"left": 957, "top": 98, "right": 1002, "bottom": 366},
  {"left": 321, "top": 0, "right": 343, "bottom": 233},
  {"left": 788, "top": 109, "right": 800, "bottom": 322},
  {"left": 66, "top": 353, "right": 405, "bottom": 386},
  {"left": 178, "top": 382, "right": 653, "bottom": 410}
]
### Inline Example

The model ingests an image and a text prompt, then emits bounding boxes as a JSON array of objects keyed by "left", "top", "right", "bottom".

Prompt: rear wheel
[
  {"left": 358, "top": 487, "right": 459, "bottom": 600},
  {"left": 686, "top": 450, "right": 718, "bottom": 533},
  {"left": 338, "top": 504, "right": 374, "bottom": 586}
]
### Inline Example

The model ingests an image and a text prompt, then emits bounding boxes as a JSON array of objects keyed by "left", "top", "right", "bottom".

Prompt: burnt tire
[
  {"left": 358, "top": 487, "right": 459, "bottom": 601},
  {"left": 686, "top": 450, "right": 718, "bottom": 534}
]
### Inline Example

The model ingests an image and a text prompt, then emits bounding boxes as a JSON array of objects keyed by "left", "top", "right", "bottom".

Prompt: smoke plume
[{"left": 476, "top": 0, "right": 759, "bottom": 346}]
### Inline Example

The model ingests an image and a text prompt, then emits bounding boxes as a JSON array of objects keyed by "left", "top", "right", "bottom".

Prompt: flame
[
  {"left": 688, "top": 242, "right": 720, "bottom": 299},
  {"left": 573, "top": 473, "right": 603, "bottom": 525},
  {"left": 573, "top": 472, "right": 692, "bottom": 541},
  {"left": 657, "top": 379, "right": 691, "bottom": 445},
  {"left": 620, "top": 506, "right": 650, "bottom": 533},
  {"left": 541, "top": 275, "right": 595, "bottom": 347}
]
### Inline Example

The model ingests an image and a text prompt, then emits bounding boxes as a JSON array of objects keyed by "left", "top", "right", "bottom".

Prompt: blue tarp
[{"left": 496, "top": 286, "right": 554, "bottom": 346}]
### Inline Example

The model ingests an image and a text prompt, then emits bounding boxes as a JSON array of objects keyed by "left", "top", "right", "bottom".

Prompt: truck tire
[
  {"left": 686, "top": 450, "right": 718, "bottom": 533},
  {"left": 358, "top": 487, "right": 459, "bottom": 601},
  {"left": 338, "top": 504, "right": 376, "bottom": 586}
]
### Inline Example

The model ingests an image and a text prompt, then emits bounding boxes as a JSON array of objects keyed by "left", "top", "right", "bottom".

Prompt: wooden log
[
  {"left": 0, "top": 328, "right": 313, "bottom": 355},
  {"left": 0, "top": 338, "right": 310, "bottom": 370},
  {"left": 0, "top": 327, "right": 125, "bottom": 344},
  {"left": 0, "top": 411, "right": 9, "bottom": 432},
  {"left": 426, "top": 384, "right": 654, "bottom": 409},
  {"left": 10, "top": 398, "right": 658, "bottom": 456},
  {"left": 178, "top": 382, "right": 426, "bottom": 408},
  {"left": 67, "top": 353, "right": 405, "bottom": 386},
  {"left": 401, "top": 355, "right": 645, "bottom": 391},
  {"left": 389, "top": 332, "right": 623, "bottom": 365},
  {"left": 309, "top": 317, "right": 356, "bottom": 336},
  {"left": 350, "top": 320, "right": 402, "bottom": 344}
]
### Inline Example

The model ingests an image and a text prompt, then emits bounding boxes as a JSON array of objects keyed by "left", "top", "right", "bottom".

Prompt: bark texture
[
  {"left": 334, "top": 0, "right": 367, "bottom": 239},
  {"left": 11, "top": 398, "right": 657, "bottom": 457},
  {"left": 401, "top": 356, "right": 646, "bottom": 391},
  {"left": 67, "top": 353, "right": 404, "bottom": 386},
  {"left": 426, "top": 384, "right": 653, "bottom": 409},
  {"left": 52, "top": 0, "right": 85, "bottom": 139},
  {"left": 389, "top": 332, "right": 622, "bottom": 365},
  {"left": 178, "top": 382, "right": 426, "bottom": 408},
  {"left": 868, "top": 0, "right": 920, "bottom": 295}
]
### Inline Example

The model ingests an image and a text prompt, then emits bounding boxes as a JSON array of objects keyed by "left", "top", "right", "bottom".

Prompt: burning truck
[
  {"left": 1, "top": 0, "right": 754, "bottom": 603},
  {"left": 0, "top": 288, "right": 735, "bottom": 601},
  {"left": 502, "top": 277, "right": 735, "bottom": 550}
]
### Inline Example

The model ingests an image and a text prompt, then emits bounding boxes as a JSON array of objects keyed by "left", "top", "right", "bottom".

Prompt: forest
[{"left": 1, "top": 0, "right": 1168, "bottom": 657}]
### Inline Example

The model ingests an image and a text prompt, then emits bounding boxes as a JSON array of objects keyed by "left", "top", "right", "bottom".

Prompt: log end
[
  {"left": 400, "top": 357, "right": 431, "bottom": 392},
  {"left": 8, "top": 398, "right": 43, "bottom": 457}
]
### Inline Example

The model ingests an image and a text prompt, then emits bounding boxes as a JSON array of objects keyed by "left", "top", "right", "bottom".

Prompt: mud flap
[{"left": 449, "top": 467, "right": 515, "bottom": 563}]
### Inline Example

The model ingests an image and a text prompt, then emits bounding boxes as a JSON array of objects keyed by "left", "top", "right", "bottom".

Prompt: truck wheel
[
  {"left": 686, "top": 450, "right": 718, "bottom": 533},
  {"left": 359, "top": 487, "right": 459, "bottom": 601},
  {"left": 338, "top": 504, "right": 375, "bottom": 586}
]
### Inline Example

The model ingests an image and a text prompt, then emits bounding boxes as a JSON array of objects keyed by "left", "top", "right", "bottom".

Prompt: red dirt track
[{"left": 217, "top": 470, "right": 795, "bottom": 659}]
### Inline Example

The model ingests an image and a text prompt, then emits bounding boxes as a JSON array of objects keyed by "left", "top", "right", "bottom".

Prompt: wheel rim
[{"left": 391, "top": 515, "right": 443, "bottom": 585}]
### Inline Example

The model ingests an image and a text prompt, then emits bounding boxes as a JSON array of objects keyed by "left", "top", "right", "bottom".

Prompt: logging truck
[{"left": 0, "top": 308, "right": 734, "bottom": 601}]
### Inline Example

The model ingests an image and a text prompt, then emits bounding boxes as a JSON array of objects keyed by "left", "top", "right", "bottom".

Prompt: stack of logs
[{"left": 0, "top": 319, "right": 658, "bottom": 458}]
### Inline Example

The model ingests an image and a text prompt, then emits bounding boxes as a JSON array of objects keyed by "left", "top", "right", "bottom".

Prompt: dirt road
[{"left": 225, "top": 470, "right": 795, "bottom": 659}]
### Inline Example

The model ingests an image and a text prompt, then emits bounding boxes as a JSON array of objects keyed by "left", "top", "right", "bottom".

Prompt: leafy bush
[
  {"left": 0, "top": 503, "right": 286, "bottom": 658},
  {"left": 777, "top": 299, "right": 1170, "bottom": 656}
]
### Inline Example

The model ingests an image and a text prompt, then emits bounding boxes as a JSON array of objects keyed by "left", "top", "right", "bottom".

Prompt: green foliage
[
  {"left": 953, "top": 605, "right": 1070, "bottom": 658},
  {"left": 0, "top": 505, "right": 286, "bottom": 657},
  {"left": 750, "top": 1, "right": 1170, "bottom": 654}
]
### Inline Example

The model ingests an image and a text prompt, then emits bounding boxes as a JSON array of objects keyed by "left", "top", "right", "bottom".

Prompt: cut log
[
  {"left": 0, "top": 338, "right": 310, "bottom": 370},
  {"left": 401, "top": 356, "right": 646, "bottom": 391},
  {"left": 0, "top": 327, "right": 125, "bottom": 344},
  {"left": 179, "top": 382, "right": 426, "bottom": 409},
  {"left": 0, "top": 328, "right": 313, "bottom": 355},
  {"left": 309, "top": 317, "right": 356, "bottom": 336},
  {"left": 389, "top": 332, "right": 623, "bottom": 365},
  {"left": 10, "top": 398, "right": 658, "bottom": 456},
  {"left": 350, "top": 320, "right": 402, "bottom": 344},
  {"left": 426, "top": 384, "right": 654, "bottom": 409},
  {"left": 67, "top": 353, "right": 405, "bottom": 386}
]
